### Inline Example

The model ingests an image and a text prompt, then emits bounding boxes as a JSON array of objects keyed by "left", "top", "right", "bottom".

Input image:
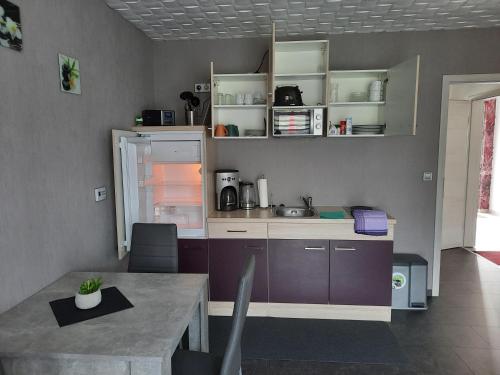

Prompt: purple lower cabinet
[
  {"left": 268, "top": 239, "right": 330, "bottom": 304},
  {"left": 330, "top": 240, "right": 393, "bottom": 306},
  {"left": 178, "top": 239, "right": 208, "bottom": 274},
  {"left": 208, "top": 239, "right": 268, "bottom": 302}
]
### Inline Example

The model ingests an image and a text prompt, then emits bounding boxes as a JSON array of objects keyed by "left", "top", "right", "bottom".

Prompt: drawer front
[
  {"left": 208, "top": 222, "right": 268, "bottom": 239},
  {"left": 268, "top": 223, "right": 394, "bottom": 240},
  {"left": 151, "top": 141, "right": 201, "bottom": 162},
  {"left": 330, "top": 240, "right": 393, "bottom": 306}
]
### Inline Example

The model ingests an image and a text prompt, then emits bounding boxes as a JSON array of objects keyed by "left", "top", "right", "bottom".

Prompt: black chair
[
  {"left": 172, "top": 255, "right": 256, "bottom": 375},
  {"left": 128, "top": 223, "right": 178, "bottom": 273}
]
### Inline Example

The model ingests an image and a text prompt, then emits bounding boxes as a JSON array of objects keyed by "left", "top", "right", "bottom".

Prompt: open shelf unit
[
  {"left": 208, "top": 23, "right": 419, "bottom": 139},
  {"left": 272, "top": 39, "right": 329, "bottom": 108},
  {"left": 327, "top": 69, "right": 388, "bottom": 137},
  {"left": 269, "top": 27, "right": 329, "bottom": 137},
  {"left": 211, "top": 64, "right": 269, "bottom": 139}
]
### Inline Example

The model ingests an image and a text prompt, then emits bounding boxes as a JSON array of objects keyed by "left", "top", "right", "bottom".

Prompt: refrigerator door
[
  {"left": 119, "top": 133, "right": 206, "bottom": 253},
  {"left": 120, "top": 135, "right": 153, "bottom": 253}
]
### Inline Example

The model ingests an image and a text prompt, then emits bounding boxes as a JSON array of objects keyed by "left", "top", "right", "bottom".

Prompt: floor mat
[
  {"left": 209, "top": 316, "right": 407, "bottom": 365},
  {"left": 474, "top": 251, "right": 500, "bottom": 266}
]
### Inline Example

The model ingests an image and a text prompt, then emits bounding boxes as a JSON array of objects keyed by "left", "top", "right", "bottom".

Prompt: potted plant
[
  {"left": 60, "top": 57, "right": 79, "bottom": 91},
  {"left": 75, "top": 277, "right": 102, "bottom": 310}
]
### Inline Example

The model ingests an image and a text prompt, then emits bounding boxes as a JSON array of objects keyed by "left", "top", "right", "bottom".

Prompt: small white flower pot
[{"left": 75, "top": 289, "right": 102, "bottom": 310}]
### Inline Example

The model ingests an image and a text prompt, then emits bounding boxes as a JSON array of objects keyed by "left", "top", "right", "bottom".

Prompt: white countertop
[{"left": 208, "top": 206, "right": 396, "bottom": 224}]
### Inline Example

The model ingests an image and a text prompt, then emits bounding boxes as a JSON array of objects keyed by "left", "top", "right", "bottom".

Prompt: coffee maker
[{"left": 215, "top": 169, "right": 239, "bottom": 211}]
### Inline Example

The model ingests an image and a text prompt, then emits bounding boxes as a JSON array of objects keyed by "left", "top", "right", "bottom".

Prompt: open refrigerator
[{"left": 112, "top": 129, "right": 208, "bottom": 259}]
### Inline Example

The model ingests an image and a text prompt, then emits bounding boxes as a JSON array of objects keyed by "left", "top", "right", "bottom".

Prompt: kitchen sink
[{"left": 275, "top": 206, "right": 315, "bottom": 217}]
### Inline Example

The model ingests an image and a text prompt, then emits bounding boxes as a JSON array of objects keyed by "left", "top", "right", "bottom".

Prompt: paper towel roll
[{"left": 257, "top": 178, "right": 268, "bottom": 208}]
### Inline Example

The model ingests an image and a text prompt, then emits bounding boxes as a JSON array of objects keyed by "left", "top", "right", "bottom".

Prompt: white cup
[
  {"left": 236, "top": 93, "right": 244, "bottom": 105},
  {"left": 244, "top": 93, "right": 253, "bottom": 105},
  {"left": 370, "top": 80, "right": 382, "bottom": 90},
  {"left": 369, "top": 90, "right": 382, "bottom": 102}
]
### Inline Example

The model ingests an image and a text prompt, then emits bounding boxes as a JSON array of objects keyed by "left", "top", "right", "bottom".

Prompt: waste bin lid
[{"left": 393, "top": 253, "right": 428, "bottom": 266}]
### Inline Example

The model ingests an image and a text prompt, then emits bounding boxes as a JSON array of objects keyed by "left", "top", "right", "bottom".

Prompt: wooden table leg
[{"left": 188, "top": 280, "right": 209, "bottom": 353}]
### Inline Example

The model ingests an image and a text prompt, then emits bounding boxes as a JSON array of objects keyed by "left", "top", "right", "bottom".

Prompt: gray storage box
[{"left": 392, "top": 254, "right": 428, "bottom": 310}]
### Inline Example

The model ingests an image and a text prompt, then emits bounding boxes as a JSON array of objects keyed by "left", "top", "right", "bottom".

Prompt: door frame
[{"left": 434, "top": 74, "right": 500, "bottom": 296}]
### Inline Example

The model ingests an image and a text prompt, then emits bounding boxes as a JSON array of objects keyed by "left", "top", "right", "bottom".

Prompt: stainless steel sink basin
[{"left": 275, "top": 206, "right": 315, "bottom": 217}]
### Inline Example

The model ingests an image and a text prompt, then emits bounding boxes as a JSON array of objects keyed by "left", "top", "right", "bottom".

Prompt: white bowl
[{"left": 75, "top": 289, "right": 102, "bottom": 310}]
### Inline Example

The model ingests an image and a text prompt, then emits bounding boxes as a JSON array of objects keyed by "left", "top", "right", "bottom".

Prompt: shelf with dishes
[
  {"left": 327, "top": 69, "right": 387, "bottom": 137},
  {"left": 211, "top": 63, "right": 269, "bottom": 139},
  {"left": 208, "top": 26, "right": 419, "bottom": 139},
  {"left": 329, "top": 101, "right": 385, "bottom": 106}
]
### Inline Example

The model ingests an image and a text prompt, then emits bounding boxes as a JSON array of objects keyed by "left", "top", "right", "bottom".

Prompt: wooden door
[
  {"left": 269, "top": 239, "right": 330, "bottom": 304},
  {"left": 385, "top": 55, "right": 420, "bottom": 136},
  {"left": 464, "top": 100, "right": 486, "bottom": 247},
  {"left": 178, "top": 239, "right": 208, "bottom": 274},
  {"left": 330, "top": 240, "right": 393, "bottom": 306},
  {"left": 209, "top": 239, "right": 268, "bottom": 302},
  {"left": 441, "top": 100, "right": 471, "bottom": 249}
]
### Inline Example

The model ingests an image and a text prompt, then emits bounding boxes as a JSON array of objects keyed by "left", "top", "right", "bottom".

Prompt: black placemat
[{"left": 49, "top": 287, "right": 134, "bottom": 327}]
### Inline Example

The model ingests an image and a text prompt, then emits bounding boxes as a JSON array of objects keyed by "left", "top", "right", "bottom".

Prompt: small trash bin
[{"left": 392, "top": 254, "right": 428, "bottom": 310}]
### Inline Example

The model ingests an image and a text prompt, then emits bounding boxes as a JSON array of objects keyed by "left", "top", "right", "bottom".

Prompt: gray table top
[{"left": 0, "top": 272, "right": 208, "bottom": 363}]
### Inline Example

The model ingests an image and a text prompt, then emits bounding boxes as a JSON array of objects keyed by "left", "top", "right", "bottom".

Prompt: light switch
[
  {"left": 94, "top": 187, "right": 107, "bottom": 202},
  {"left": 423, "top": 172, "right": 433, "bottom": 181}
]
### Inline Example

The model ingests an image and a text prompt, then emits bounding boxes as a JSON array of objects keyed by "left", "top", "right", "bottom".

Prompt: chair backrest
[
  {"left": 128, "top": 223, "right": 178, "bottom": 273},
  {"left": 219, "top": 255, "right": 256, "bottom": 375}
]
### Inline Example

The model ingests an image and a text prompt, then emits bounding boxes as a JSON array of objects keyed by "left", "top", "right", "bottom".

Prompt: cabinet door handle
[
  {"left": 227, "top": 229, "right": 248, "bottom": 233},
  {"left": 334, "top": 247, "right": 357, "bottom": 251},
  {"left": 244, "top": 245, "right": 264, "bottom": 250},
  {"left": 305, "top": 246, "right": 326, "bottom": 251}
]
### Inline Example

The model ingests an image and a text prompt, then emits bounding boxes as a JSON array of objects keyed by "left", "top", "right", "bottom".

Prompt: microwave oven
[{"left": 272, "top": 107, "right": 324, "bottom": 137}]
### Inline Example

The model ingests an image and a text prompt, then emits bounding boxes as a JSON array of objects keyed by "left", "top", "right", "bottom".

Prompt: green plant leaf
[{"left": 78, "top": 277, "right": 102, "bottom": 295}]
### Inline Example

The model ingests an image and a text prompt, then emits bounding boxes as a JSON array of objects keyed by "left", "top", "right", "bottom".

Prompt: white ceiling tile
[{"left": 103, "top": 0, "right": 500, "bottom": 40}]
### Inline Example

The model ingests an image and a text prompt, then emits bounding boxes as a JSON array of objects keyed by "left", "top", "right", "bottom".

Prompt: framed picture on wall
[
  {"left": 58, "top": 53, "right": 81, "bottom": 95},
  {"left": 0, "top": 0, "right": 22, "bottom": 51}
]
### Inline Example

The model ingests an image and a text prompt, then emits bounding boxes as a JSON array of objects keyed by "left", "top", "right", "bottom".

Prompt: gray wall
[
  {"left": 0, "top": 0, "right": 154, "bottom": 313},
  {"left": 153, "top": 28, "right": 500, "bottom": 287}
]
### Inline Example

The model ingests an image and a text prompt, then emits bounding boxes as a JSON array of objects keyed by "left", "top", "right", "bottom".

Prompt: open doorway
[
  {"left": 475, "top": 97, "right": 500, "bottom": 261},
  {"left": 441, "top": 85, "right": 500, "bottom": 249},
  {"left": 435, "top": 75, "right": 500, "bottom": 296}
]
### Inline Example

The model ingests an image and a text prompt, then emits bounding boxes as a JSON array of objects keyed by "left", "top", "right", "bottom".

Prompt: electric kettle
[{"left": 239, "top": 182, "right": 256, "bottom": 210}]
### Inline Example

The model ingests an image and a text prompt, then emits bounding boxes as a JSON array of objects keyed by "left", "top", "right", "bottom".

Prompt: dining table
[{"left": 0, "top": 271, "right": 209, "bottom": 375}]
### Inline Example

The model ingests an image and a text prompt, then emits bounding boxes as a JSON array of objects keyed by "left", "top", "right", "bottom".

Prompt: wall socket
[
  {"left": 94, "top": 187, "right": 107, "bottom": 202},
  {"left": 194, "top": 83, "right": 210, "bottom": 93}
]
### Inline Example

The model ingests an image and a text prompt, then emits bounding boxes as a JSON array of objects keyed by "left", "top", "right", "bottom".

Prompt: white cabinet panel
[{"left": 385, "top": 55, "right": 420, "bottom": 136}]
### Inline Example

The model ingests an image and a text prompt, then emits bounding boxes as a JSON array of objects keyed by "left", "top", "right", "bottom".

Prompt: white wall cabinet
[
  {"left": 327, "top": 56, "right": 420, "bottom": 137},
  {"left": 210, "top": 62, "right": 269, "bottom": 139},
  {"left": 208, "top": 25, "right": 420, "bottom": 139}
]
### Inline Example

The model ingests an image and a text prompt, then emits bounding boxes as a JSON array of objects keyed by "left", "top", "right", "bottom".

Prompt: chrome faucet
[{"left": 301, "top": 195, "right": 313, "bottom": 209}]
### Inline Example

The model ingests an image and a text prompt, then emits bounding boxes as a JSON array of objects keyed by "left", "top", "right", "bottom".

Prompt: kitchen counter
[
  {"left": 208, "top": 206, "right": 396, "bottom": 224},
  {"left": 200, "top": 206, "right": 397, "bottom": 322},
  {"left": 207, "top": 206, "right": 396, "bottom": 241}
]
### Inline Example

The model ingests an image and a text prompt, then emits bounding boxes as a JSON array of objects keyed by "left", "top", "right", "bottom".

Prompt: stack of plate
[{"left": 352, "top": 125, "right": 385, "bottom": 135}]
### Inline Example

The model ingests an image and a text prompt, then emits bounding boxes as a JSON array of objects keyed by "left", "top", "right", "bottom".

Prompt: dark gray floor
[{"left": 241, "top": 248, "right": 500, "bottom": 375}]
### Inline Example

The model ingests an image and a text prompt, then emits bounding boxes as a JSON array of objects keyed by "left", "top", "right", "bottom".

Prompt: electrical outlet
[
  {"left": 194, "top": 83, "right": 210, "bottom": 93},
  {"left": 423, "top": 172, "right": 433, "bottom": 181},
  {"left": 94, "top": 187, "right": 107, "bottom": 202}
]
